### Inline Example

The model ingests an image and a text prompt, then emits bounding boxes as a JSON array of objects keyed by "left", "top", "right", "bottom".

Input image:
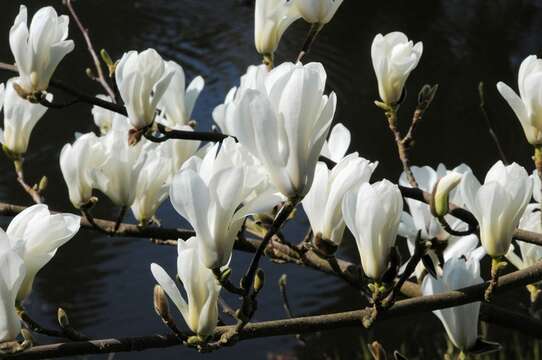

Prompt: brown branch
[
  {"left": 9, "top": 259, "right": 542, "bottom": 359},
  {"left": 0, "top": 201, "right": 194, "bottom": 240},
  {"left": 0, "top": 62, "right": 233, "bottom": 143},
  {"left": 386, "top": 108, "right": 418, "bottom": 188},
  {"left": 13, "top": 161, "right": 44, "bottom": 204},
  {"left": 63, "top": 0, "right": 116, "bottom": 102}
]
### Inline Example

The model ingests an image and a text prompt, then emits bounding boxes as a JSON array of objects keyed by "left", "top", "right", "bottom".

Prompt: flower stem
[
  {"left": 485, "top": 257, "right": 507, "bottom": 302},
  {"left": 384, "top": 107, "right": 418, "bottom": 188}
]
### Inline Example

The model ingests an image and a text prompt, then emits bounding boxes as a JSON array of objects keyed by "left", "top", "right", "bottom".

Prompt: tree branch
[{"left": 9, "top": 259, "right": 542, "bottom": 359}]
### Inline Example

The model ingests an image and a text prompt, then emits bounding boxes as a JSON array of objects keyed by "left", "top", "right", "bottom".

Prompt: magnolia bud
[
  {"left": 219, "top": 268, "right": 232, "bottom": 283},
  {"left": 431, "top": 172, "right": 462, "bottom": 217},
  {"left": 254, "top": 269, "right": 265, "bottom": 293},
  {"left": 153, "top": 285, "right": 170, "bottom": 319},
  {"left": 57, "top": 308, "right": 70, "bottom": 328},
  {"left": 278, "top": 274, "right": 287, "bottom": 289},
  {"left": 85, "top": 68, "right": 95, "bottom": 79},
  {"left": 38, "top": 176, "right": 48, "bottom": 192}
]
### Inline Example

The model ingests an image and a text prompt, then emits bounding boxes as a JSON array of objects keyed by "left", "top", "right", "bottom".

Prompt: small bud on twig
[
  {"left": 57, "top": 308, "right": 70, "bottom": 328},
  {"left": 153, "top": 285, "right": 170, "bottom": 319},
  {"left": 254, "top": 269, "right": 265, "bottom": 293}
]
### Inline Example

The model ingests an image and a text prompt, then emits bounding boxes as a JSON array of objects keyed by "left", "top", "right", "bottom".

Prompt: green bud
[
  {"left": 38, "top": 176, "right": 48, "bottom": 192},
  {"left": 254, "top": 269, "right": 265, "bottom": 293}
]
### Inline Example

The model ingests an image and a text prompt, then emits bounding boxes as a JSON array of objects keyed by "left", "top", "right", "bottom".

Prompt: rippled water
[{"left": 0, "top": 0, "right": 542, "bottom": 359}]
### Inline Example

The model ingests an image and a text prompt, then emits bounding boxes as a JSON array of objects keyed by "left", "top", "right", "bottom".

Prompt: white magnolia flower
[
  {"left": 158, "top": 61, "right": 204, "bottom": 128},
  {"left": 213, "top": 64, "right": 269, "bottom": 137},
  {"left": 0, "top": 245, "right": 25, "bottom": 342},
  {"left": 254, "top": 0, "right": 301, "bottom": 56},
  {"left": 5, "top": 204, "right": 80, "bottom": 301},
  {"left": 422, "top": 256, "right": 483, "bottom": 351},
  {"left": 302, "top": 153, "right": 377, "bottom": 246},
  {"left": 371, "top": 32, "right": 423, "bottom": 105},
  {"left": 131, "top": 145, "right": 173, "bottom": 224},
  {"left": 115, "top": 49, "right": 174, "bottom": 129},
  {"left": 234, "top": 62, "right": 337, "bottom": 199},
  {"left": 342, "top": 179, "right": 403, "bottom": 280},
  {"left": 506, "top": 204, "right": 542, "bottom": 270},
  {"left": 294, "top": 0, "right": 344, "bottom": 25},
  {"left": 93, "top": 116, "right": 146, "bottom": 206},
  {"left": 170, "top": 138, "right": 283, "bottom": 269},
  {"left": 91, "top": 95, "right": 115, "bottom": 135},
  {"left": 460, "top": 161, "right": 531, "bottom": 257},
  {"left": 60, "top": 132, "right": 105, "bottom": 209},
  {"left": 0, "top": 78, "right": 50, "bottom": 156},
  {"left": 9, "top": 5, "right": 74, "bottom": 94},
  {"left": 320, "top": 123, "right": 351, "bottom": 163},
  {"left": 497, "top": 55, "right": 542, "bottom": 145},
  {"left": 151, "top": 237, "right": 220, "bottom": 338}
]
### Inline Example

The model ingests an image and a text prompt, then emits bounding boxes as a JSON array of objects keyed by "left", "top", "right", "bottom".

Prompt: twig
[
  {"left": 0, "top": 62, "right": 234, "bottom": 144},
  {"left": 383, "top": 232, "right": 425, "bottom": 308},
  {"left": 237, "top": 203, "right": 297, "bottom": 323},
  {"left": 218, "top": 298, "right": 237, "bottom": 320},
  {"left": 385, "top": 107, "right": 418, "bottom": 188},
  {"left": 56, "top": 308, "right": 90, "bottom": 341},
  {"left": 19, "top": 308, "right": 89, "bottom": 342},
  {"left": 145, "top": 123, "right": 234, "bottom": 143},
  {"left": 297, "top": 23, "right": 322, "bottom": 62},
  {"left": 18, "top": 311, "right": 64, "bottom": 339},
  {"left": 379, "top": 85, "right": 439, "bottom": 188},
  {"left": 212, "top": 268, "right": 244, "bottom": 296},
  {"left": 278, "top": 274, "right": 295, "bottom": 318},
  {"left": 278, "top": 274, "right": 306, "bottom": 344},
  {"left": 63, "top": 0, "right": 116, "bottom": 102},
  {"left": 113, "top": 206, "right": 127, "bottom": 234},
  {"left": 479, "top": 82, "right": 508, "bottom": 164},
  {"left": 9, "top": 260, "right": 542, "bottom": 359},
  {"left": 13, "top": 160, "right": 43, "bottom": 204},
  {"left": 80, "top": 208, "right": 112, "bottom": 236}
]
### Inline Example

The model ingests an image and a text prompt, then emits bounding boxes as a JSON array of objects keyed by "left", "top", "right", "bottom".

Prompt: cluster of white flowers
[{"left": 2, "top": 1, "right": 542, "bottom": 357}]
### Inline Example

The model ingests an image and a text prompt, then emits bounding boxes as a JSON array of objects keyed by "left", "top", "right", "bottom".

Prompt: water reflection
[{"left": 0, "top": 0, "right": 542, "bottom": 358}]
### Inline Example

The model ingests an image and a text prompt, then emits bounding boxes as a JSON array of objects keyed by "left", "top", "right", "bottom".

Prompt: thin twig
[
  {"left": 218, "top": 298, "right": 237, "bottom": 320},
  {"left": 383, "top": 232, "right": 425, "bottom": 308},
  {"left": 13, "top": 161, "right": 43, "bottom": 204},
  {"left": 297, "top": 23, "right": 322, "bottom": 63},
  {"left": 233, "top": 201, "right": 298, "bottom": 333},
  {"left": 18, "top": 311, "right": 64, "bottom": 339},
  {"left": 479, "top": 82, "right": 508, "bottom": 164},
  {"left": 386, "top": 108, "right": 418, "bottom": 187},
  {"left": 63, "top": 0, "right": 116, "bottom": 102},
  {"left": 113, "top": 206, "right": 127, "bottom": 234}
]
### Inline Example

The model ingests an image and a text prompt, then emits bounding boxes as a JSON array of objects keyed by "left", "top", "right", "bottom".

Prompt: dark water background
[{"left": 0, "top": 0, "right": 541, "bottom": 359}]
